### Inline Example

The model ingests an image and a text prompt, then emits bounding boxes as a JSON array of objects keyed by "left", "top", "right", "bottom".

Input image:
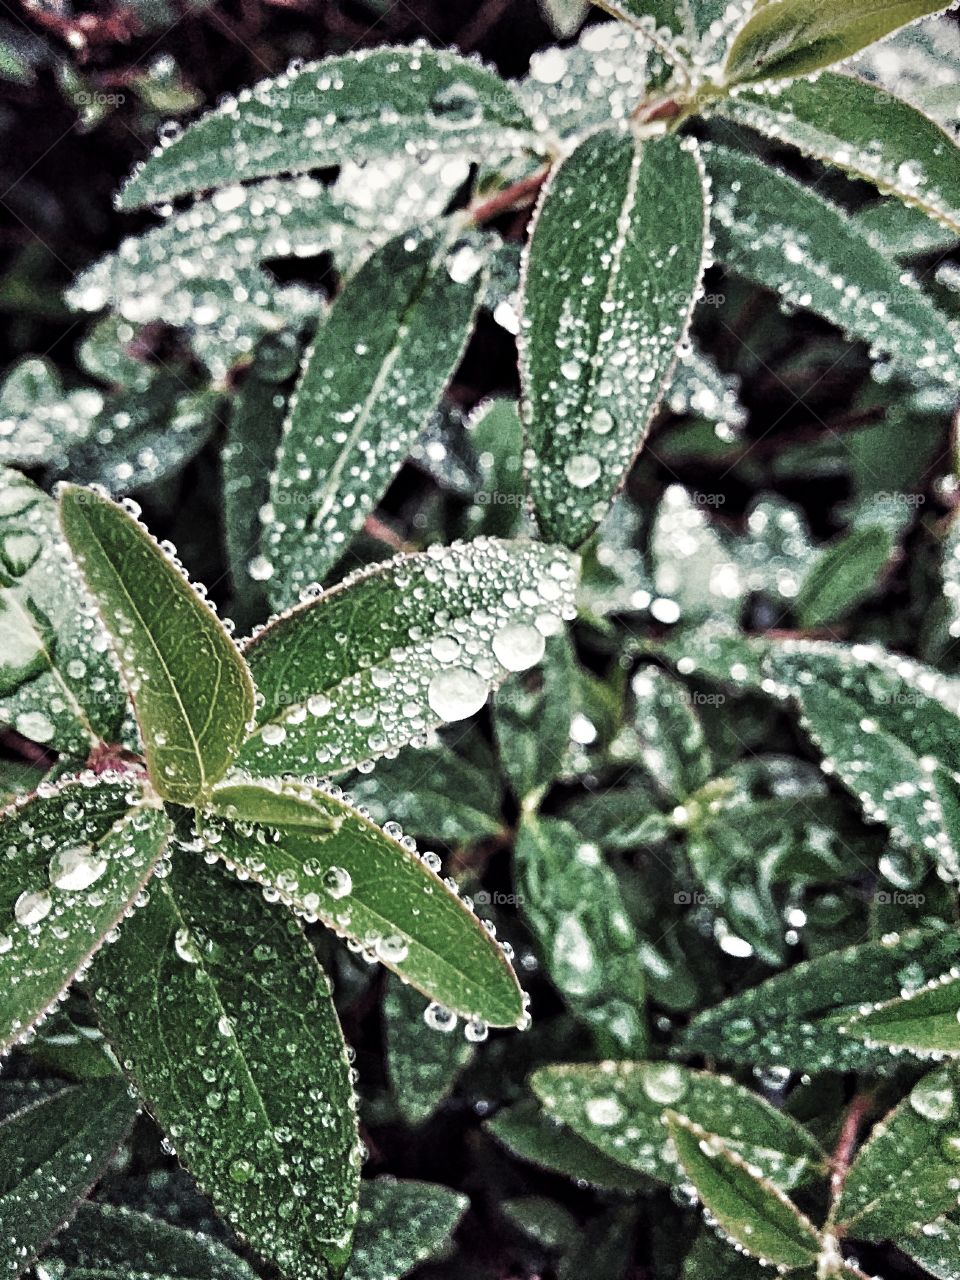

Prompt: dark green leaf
[
  {"left": 265, "top": 229, "right": 490, "bottom": 604},
  {"left": 485, "top": 1099, "right": 651, "bottom": 1192},
  {"left": 855, "top": 198, "right": 959, "bottom": 259},
  {"left": 0, "top": 1080, "right": 137, "bottom": 1279},
  {"left": 201, "top": 776, "right": 525, "bottom": 1027},
  {"left": 793, "top": 524, "right": 893, "bottom": 628},
  {"left": 531, "top": 1061, "right": 824, "bottom": 1189},
  {"left": 344, "top": 1178, "right": 467, "bottom": 1280},
  {"left": 383, "top": 977, "right": 474, "bottom": 1126},
  {"left": 119, "top": 49, "right": 540, "bottom": 209},
  {"left": 717, "top": 72, "right": 960, "bottom": 236},
  {"left": 91, "top": 855, "right": 360, "bottom": 1280},
  {"left": 0, "top": 468, "right": 126, "bottom": 756},
  {"left": 521, "top": 129, "right": 707, "bottom": 547},
  {"left": 0, "top": 776, "right": 168, "bottom": 1054},
  {"left": 703, "top": 144, "right": 960, "bottom": 387},
  {"left": 50, "top": 1201, "right": 258, "bottom": 1280},
  {"left": 665, "top": 1111, "right": 822, "bottom": 1269},
  {"left": 841, "top": 972, "right": 960, "bottom": 1056},
  {"left": 235, "top": 538, "right": 577, "bottom": 779},
  {"left": 516, "top": 816, "right": 648, "bottom": 1055},
  {"left": 901, "top": 1212, "right": 960, "bottom": 1280},
  {"left": 681, "top": 928, "right": 960, "bottom": 1073},
  {"left": 722, "top": 0, "right": 954, "bottom": 86},
  {"left": 495, "top": 634, "right": 576, "bottom": 803},
  {"left": 59, "top": 487, "right": 255, "bottom": 805},
  {"left": 835, "top": 1068, "right": 960, "bottom": 1238}
]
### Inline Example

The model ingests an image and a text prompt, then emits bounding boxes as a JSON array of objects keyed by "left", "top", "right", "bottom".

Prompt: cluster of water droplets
[{"left": 239, "top": 538, "right": 577, "bottom": 778}]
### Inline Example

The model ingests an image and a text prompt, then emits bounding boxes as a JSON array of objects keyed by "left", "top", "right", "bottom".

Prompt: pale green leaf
[
  {"left": 539, "top": 0, "right": 590, "bottom": 36},
  {"left": 0, "top": 776, "right": 168, "bottom": 1055},
  {"left": 383, "top": 976, "right": 474, "bottom": 1126},
  {"left": 91, "top": 855, "right": 360, "bottom": 1280},
  {"left": 0, "top": 1081, "right": 138, "bottom": 1279},
  {"left": 855, "top": 197, "right": 959, "bottom": 258},
  {"left": 200, "top": 775, "right": 525, "bottom": 1027},
  {"left": 464, "top": 398, "right": 525, "bottom": 539},
  {"left": 630, "top": 665, "right": 711, "bottom": 799},
  {"left": 265, "top": 228, "right": 489, "bottom": 604},
  {"left": 516, "top": 816, "right": 648, "bottom": 1055},
  {"left": 703, "top": 144, "right": 960, "bottom": 387},
  {"left": 681, "top": 928, "right": 960, "bottom": 1073},
  {"left": 793, "top": 523, "right": 893, "bottom": 628},
  {"left": 531, "top": 1061, "right": 824, "bottom": 1190},
  {"left": 520, "top": 129, "right": 708, "bottom": 547},
  {"left": 235, "top": 538, "right": 577, "bottom": 780},
  {"left": 835, "top": 1068, "right": 960, "bottom": 1238},
  {"left": 59, "top": 487, "right": 256, "bottom": 806},
  {"left": 485, "top": 1098, "right": 651, "bottom": 1191},
  {"left": 344, "top": 1178, "right": 467, "bottom": 1280},
  {"left": 49, "top": 1201, "right": 259, "bottom": 1280},
  {"left": 665, "top": 1112, "right": 822, "bottom": 1270},
  {"left": 722, "top": 0, "right": 954, "bottom": 86},
  {"left": 0, "top": 468, "right": 126, "bottom": 756},
  {"left": 841, "top": 971, "right": 960, "bottom": 1056},
  {"left": 716, "top": 72, "right": 960, "bottom": 235},
  {"left": 119, "top": 48, "right": 540, "bottom": 210}
]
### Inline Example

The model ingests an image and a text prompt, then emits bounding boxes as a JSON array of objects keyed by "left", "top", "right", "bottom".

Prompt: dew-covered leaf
[
  {"left": 703, "top": 144, "right": 960, "bottom": 388},
  {"left": 200, "top": 775, "right": 525, "bottom": 1027},
  {"left": 90, "top": 855, "right": 360, "bottom": 1280},
  {"left": 902, "top": 1212, "right": 960, "bottom": 1280},
  {"left": 538, "top": 0, "right": 589, "bottom": 36},
  {"left": 59, "top": 487, "right": 256, "bottom": 806},
  {"left": 347, "top": 739, "right": 504, "bottom": 846},
  {"left": 665, "top": 1112, "right": 822, "bottom": 1270},
  {"left": 856, "top": 197, "right": 959, "bottom": 259},
  {"left": 834, "top": 1067, "right": 960, "bottom": 1239},
  {"left": 383, "top": 976, "right": 474, "bottom": 1126},
  {"left": 119, "top": 48, "right": 540, "bottom": 210},
  {"left": 0, "top": 775, "right": 168, "bottom": 1055},
  {"left": 49, "top": 1201, "right": 259, "bottom": 1280},
  {"left": 516, "top": 816, "right": 648, "bottom": 1055},
  {"left": 722, "top": 0, "right": 954, "bottom": 86},
  {"left": 520, "top": 128, "right": 707, "bottom": 548},
  {"left": 840, "top": 971, "right": 960, "bottom": 1056},
  {"left": 630, "top": 665, "right": 711, "bottom": 800},
  {"left": 662, "top": 341, "right": 747, "bottom": 432},
  {"left": 235, "top": 538, "right": 577, "bottom": 780},
  {"left": 495, "top": 633, "right": 576, "bottom": 803},
  {"left": 793, "top": 524, "right": 894, "bottom": 629},
  {"left": 0, "top": 1079, "right": 138, "bottom": 1279},
  {"left": 716, "top": 72, "right": 960, "bottom": 236},
  {"left": 485, "top": 1098, "right": 651, "bottom": 1192},
  {"left": 265, "top": 228, "right": 489, "bottom": 604},
  {"left": 344, "top": 1178, "right": 467, "bottom": 1280},
  {"left": 681, "top": 928, "right": 960, "bottom": 1073},
  {"left": 531, "top": 1061, "right": 824, "bottom": 1190},
  {"left": 0, "top": 468, "right": 126, "bottom": 756}
]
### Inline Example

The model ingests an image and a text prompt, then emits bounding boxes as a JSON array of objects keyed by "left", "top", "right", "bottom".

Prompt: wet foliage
[{"left": 2, "top": 0, "right": 960, "bottom": 1277}]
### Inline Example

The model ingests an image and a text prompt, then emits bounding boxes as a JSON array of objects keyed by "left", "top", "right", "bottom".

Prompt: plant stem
[
  {"left": 470, "top": 169, "right": 550, "bottom": 225},
  {"left": 830, "top": 1092, "right": 874, "bottom": 1206}
]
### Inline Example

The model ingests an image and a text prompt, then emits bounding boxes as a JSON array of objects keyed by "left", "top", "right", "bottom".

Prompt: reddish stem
[
  {"left": 471, "top": 169, "right": 549, "bottom": 225},
  {"left": 830, "top": 1093, "right": 874, "bottom": 1204}
]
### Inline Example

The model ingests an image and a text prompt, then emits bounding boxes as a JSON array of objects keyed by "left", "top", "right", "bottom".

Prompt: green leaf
[
  {"left": 539, "top": 0, "right": 590, "bottom": 36},
  {"left": 793, "top": 524, "right": 893, "bottom": 628},
  {"left": 722, "top": 0, "right": 954, "bottom": 86},
  {"left": 485, "top": 1098, "right": 651, "bottom": 1192},
  {"left": 344, "top": 1179, "right": 467, "bottom": 1280},
  {"left": 681, "top": 928, "right": 960, "bottom": 1073},
  {"left": 347, "top": 739, "right": 504, "bottom": 846},
  {"left": 119, "top": 48, "right": 540, "bottom": 210},
  {"left": 383, "top": 976, "right": 474, "bottom": 1126},
  {"left": 0, "top": 1080, "right": 138, "bottom": 1279},
  {"left": 516, "top": 816, "right": 648, "bottom": 1055},
  {"left": 465, "top": 399, "right": 525, "bottom": 539},
  {"left": 90, "top": 855, "right": 360, "bottom": 1280},
  {"left": 841, "top": 971, "right": 960, "bottom": 1056},
  {"left": 531, "top": 1061, "right": 824, "bottom": 1190},
  {"left": 520, "top": 129, "right": 708, "bottom": 548},
  {"left": 834, "top": 1068, "right": 960, "bottom": 1238},
  {"left": 59, "top": 487, "right": 255, "bottom": 805},
  {"left": 855, "top": 197, "right": 960, "bottom": 259},
  {"left": 0, "top": 468, "right": 126, "bottom": 756},
  {"left": 200, "top": 775, "right": 525, "bottom": 1027},
  {"left": 902, "top": 1212, "right": 960, "bottom": 1280},
  {"left": 495, "top": 633, "right": 576, "bottom": 803},
  {"left": 703, "top": 144, "right": 960, "bottom": 388},
  {"left": 235, "top": 538, "right": 577, "bottom": 780},
  {"left": 265, "top": 229, "right": 489, "bottom": 604},
  {"left": 50, "top": 1201, "right": 259, "bottom": 1280},
  {"left": 0, "top": 775, "right": 168, "bottom": 1054},
  {"left": 716, "top": 72, "right": 960, "bottom": 236},
  {"left": 630, "top": 665, "right": 711, "bottom": 800},
  {"left": 665, "top": 1111, "right": 822, "bottom": 1270}
]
